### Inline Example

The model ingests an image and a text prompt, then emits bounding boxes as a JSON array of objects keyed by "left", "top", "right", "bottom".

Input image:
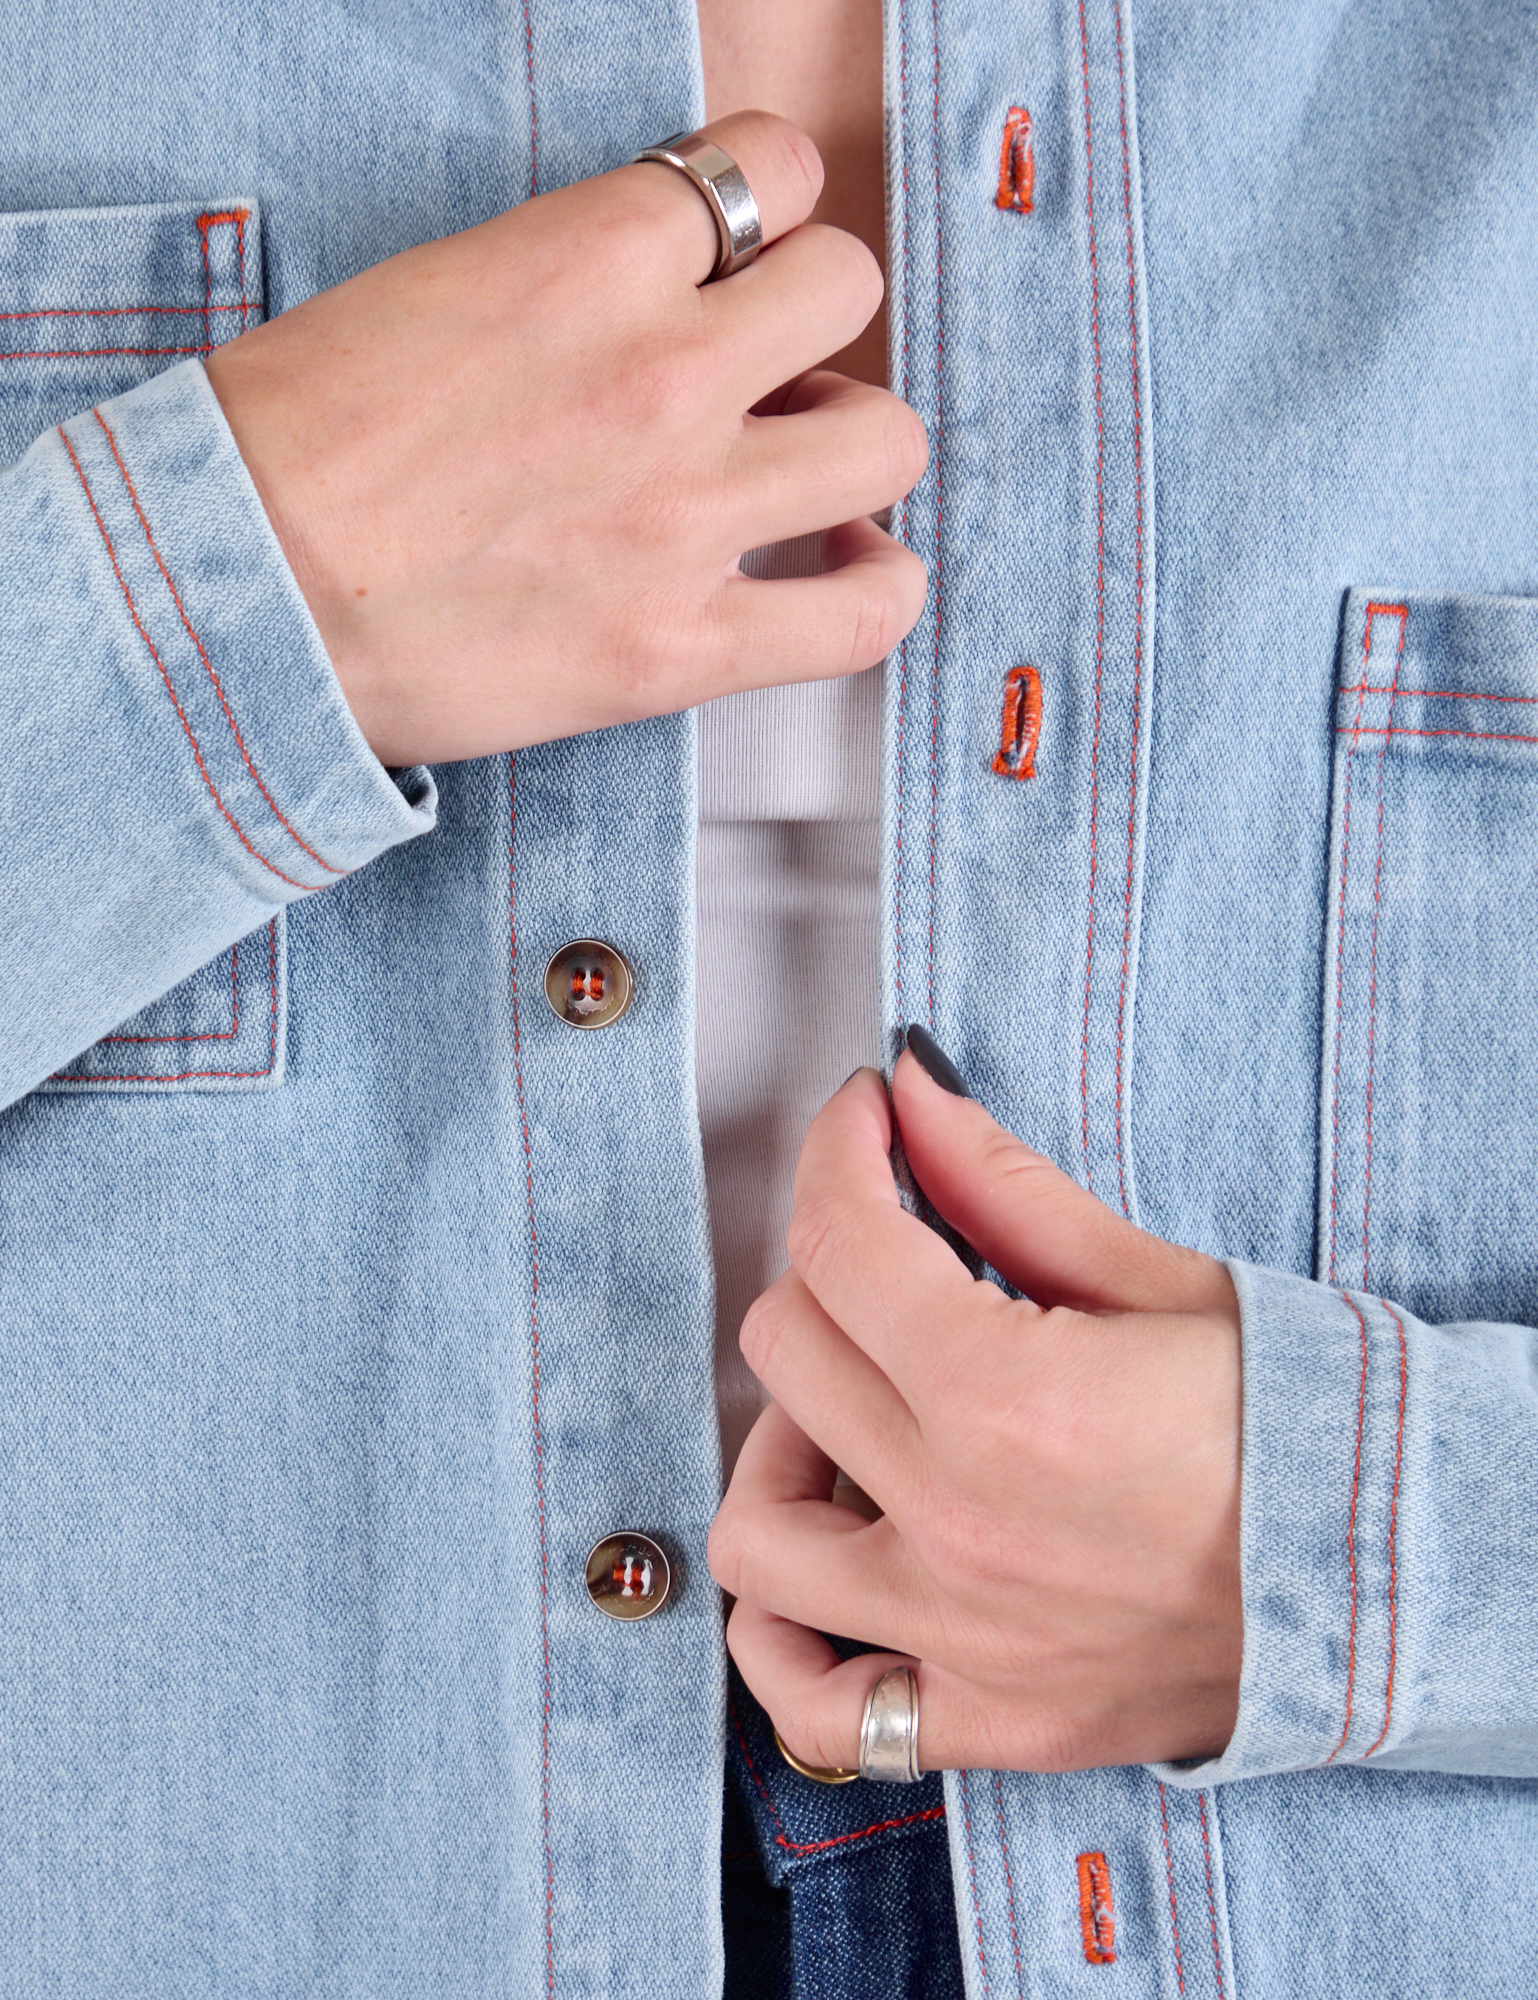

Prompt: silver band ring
[
  {"left": 859, "top": 1666, "right": 922, "bottom": 1784},
  {"left": 633, "top": 130, "right": 763, "bottom": 282}
]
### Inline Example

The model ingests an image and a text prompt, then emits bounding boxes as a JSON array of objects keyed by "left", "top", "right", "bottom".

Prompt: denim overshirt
[{"left": 1, "top": 2, "right": 1536, "bottom": 1994}]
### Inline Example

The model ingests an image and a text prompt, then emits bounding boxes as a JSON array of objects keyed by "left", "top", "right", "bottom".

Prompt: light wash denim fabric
[{"left": 1, "top": 1, "right": 1536, "bottom": 1996}]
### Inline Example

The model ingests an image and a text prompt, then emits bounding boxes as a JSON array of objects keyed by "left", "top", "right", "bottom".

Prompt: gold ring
[{"left": 772, "top": 1726, "right": 860, "bottom": 1786}]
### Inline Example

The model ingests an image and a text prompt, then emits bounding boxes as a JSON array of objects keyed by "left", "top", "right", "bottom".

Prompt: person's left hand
[{"left": 707, "top": 1041, "right": 1245, "bottom": 1775}]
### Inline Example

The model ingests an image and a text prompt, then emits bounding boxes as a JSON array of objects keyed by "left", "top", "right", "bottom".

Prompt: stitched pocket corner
[
  {"left": 0, "top": 198, "right": 262, "bottom": 468},
  {"left": 1318, "top": 588, "right": 1538, "bottom": 1323},
  {"left": 40, "top": 913, "right": 286, "bottom": 1094}
]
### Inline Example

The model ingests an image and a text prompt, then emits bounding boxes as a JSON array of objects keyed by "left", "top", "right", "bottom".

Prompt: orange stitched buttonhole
[
  {"left": 996, "top": 106, "right": 1035, "bottom": 213},
  {"left": 1077, "top": 1851, "right": 1116, "bottom": 1965},
  {"left": 992, "top": 664, "right": 1042, "bottom": 779}
]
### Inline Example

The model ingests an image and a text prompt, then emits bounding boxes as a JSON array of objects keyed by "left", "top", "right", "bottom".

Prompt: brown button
[
  {"left": 584, "top": 1532, "right": 672, "bottom": 1621},
  {"left": 544, "top": 940, "right": 634, "bottom": 1030}
]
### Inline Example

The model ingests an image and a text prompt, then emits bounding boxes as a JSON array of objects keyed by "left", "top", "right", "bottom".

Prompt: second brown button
[
  {"left": 544, "top": 940, "right": 634, "bottom": 1030},
  {"left": 584, "top": 1532, "right": 672, "bottom": 1621}
]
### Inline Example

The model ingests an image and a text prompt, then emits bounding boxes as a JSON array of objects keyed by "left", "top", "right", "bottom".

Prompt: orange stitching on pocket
[
  {"left": 995, "top": 106, "right": 1034, "bottom": 212},
  {"left": 991, "top": 665, "right": 1042, "bottom": 778},
  {"left": 197, "top": 209, "right": 251, "bottom": 352},
  {"left": 1359, "top": 608, "right": 1407, "bottom": 1283},
  {"left": 59, "top": 426, "right": 316, "bottom": 894},
  {"left": 1339, "top": 683, "right": 1538, "bottom": 704},
  {"left": 1327, "top": 604, "right": 1404, "bottom": 1281},
  {"left": 1338, "top": 725, "right": 1538, "bottom": 746},
  {"left": 53, "top": 921, "right": 277, "bottom": 1083},
  {"left": 1362, "top": 1300, "right": 1409, "bottom": 1759},
  {"left": 1324, "top": 1291, "right": 1372, "bottom": 1763},
  {"left": 100, "top": 942, "right": 239, "bottom": 1043},
  {"left": 1077, "top": 1850, "right": 1116, "bottom": 1965},
  {"left": 92, "top": 409, "right": 344, "bottom": 877}
]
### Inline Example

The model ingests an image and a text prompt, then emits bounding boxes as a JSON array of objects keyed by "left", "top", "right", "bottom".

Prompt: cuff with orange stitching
[
  {"left": 53, "top": 358, "right": 434, "bottom": 898},
  {"left": 1155, "top": 1262, "right": 1538, "bottom": 1787}
]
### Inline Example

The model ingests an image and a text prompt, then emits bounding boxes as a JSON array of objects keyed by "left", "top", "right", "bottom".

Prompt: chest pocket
[
  {"left": 2, "top": 198, "right": 286, "bottom": 1095},
  {"left": 1319, "top": 588, "right": 1538, "bottom": 1325}
]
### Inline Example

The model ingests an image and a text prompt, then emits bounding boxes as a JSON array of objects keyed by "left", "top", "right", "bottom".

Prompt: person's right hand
[{"left": 204, "top": 112, "right": 927, "bottom": 768}]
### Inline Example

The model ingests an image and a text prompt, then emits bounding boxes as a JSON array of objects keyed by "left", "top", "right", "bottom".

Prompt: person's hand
[
  {"left": 708, "top": 1038, "right": 1244, "bottom": 1774},
  {"left": 204, "top": 112, "right": 927, "bottom": 767}
]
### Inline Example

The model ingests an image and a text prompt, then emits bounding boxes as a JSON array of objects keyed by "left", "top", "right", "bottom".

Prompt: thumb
[{"left": 894, "top": 1027, "right": 1229, "bottom": 1317}]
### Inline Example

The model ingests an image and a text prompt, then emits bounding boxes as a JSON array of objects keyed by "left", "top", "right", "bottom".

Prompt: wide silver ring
[
  {"left": 633, "top": 129, "right": 763, "bottom": 282},
  {"left": 858, "top": 1666, "right": 921, "bottom": 1784}
]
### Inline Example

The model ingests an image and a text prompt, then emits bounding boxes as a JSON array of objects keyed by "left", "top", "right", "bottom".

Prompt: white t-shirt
[{"left": 696, "top": 533, "right": 881, "bottom": 1478}]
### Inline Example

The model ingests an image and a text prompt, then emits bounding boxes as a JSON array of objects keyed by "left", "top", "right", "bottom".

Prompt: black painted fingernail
[{"left": 904, "top": 1023, "right": 972, "bottom": 1098}]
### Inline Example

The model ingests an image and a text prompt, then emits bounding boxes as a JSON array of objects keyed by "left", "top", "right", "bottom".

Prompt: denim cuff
[
  {"left": 1, "top": 359, "right": 435, "bottom": 1102},
  {"left": 52, "top": 358, "right": 435, "bottom": 886},
  {"left": 1155, "top": 1261, "right": 1538, "bottom": 1788},
  {"left": 1155, "top": 1264, "right": 1410, "bottom": 1787}
]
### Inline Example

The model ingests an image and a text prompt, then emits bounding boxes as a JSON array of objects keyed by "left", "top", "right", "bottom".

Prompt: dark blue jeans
[{"left": 722, "top": 1669, "right": 967, "bottom": 2000}]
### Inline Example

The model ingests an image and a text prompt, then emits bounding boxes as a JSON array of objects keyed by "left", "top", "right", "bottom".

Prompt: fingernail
[{"left": 903, "top": 1023, "right": 972, "bottom": 1098}]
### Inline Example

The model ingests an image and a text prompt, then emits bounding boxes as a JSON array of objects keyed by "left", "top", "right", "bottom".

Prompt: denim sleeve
[
  {"left": 1153, "top": 1260, "right": 1538, "bottom": 1788},
  {"left": 0, "top": 359, "right": 436, "bottom": 1107}
]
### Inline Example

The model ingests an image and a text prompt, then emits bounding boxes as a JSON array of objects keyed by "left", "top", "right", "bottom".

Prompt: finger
[
  {"left": 729, "top": 1597, "right": 1226, "bottom": 1776},
  {"left": 700, "top": 516, "right": 928, "bottom": 695},
  {"left": 736, "top": 1268, "right": 921, "bottom": 1507},
  {"left": 781, "top": 1067, "right": 1019, "bottom": 1396},
  {"left": 709, "top": 1401, "right": 930, "bottom": 1650},
  {"left": 728, "top": 373, "right": 928, "bottom": 548},
  {"left": 892, "top": 1043, "right": 1236, "bottom": 1317},
  {"left": 705, "top": 223, "right": 884, "bottom": 403},
  {"left": 622, "top": 109, "right": 824, "bottom": 288},
  {"left": 726, "top": 1601, "right": 927, "bottom": 1774}
]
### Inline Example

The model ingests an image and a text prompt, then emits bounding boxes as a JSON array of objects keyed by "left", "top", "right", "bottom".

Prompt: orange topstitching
[
  {"left": 727, "top": 1696, "right": 945, "bottom": 1857},
  {"left": 58, "top": 426, "right": 315, "bottom": 895},
  {"left": 91, "top": 408, "right": 344, "bottom": 877},
  {"left": 55, "top": 919, "right": 277, "bottom": 1083}
]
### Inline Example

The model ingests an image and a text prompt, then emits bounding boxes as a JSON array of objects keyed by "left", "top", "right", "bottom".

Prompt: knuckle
[
  {"left": 817, "top": 224, "right": 885, "bottom": 320},
  {"left": 928, "top": 1492, "right": 1014, "bottom": 1584},
  {"left": 757, "top": 111, "right": 825, "bottom": 212},
  {"left": 887, "top": 402, "right": 931, "bottom": 490},
  {"left": 617, "top": 322, "right": 713, "bottom": 431},
  {"left": 776, "top": 1701, "right": 848, "bottom": 1773},
  {"left": 776, "top": 120, "right": 826, "bottom": 215},
  {"left": 784, "top": 1189, "right": 855, "bottom": 1289},
  {"left": 841, "top": 581, "right": 901, "bottom": 674},
  {"left": 713, "top": 110, "right": 824, "bottom": 219},
  {"left": 706, "top": 1505, "right": 750, "bottom": 1594},
  {"left": 600, "top": 585, "right": 707, "bottom": 713},
  {"left": 736, "top": 1291, "right": 785, "bottom": 1380}
]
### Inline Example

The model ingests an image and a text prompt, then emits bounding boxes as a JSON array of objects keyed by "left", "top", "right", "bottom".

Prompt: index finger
[
  {"left": 622, "top": 109, "right": 823, "bottom": 288},
  {"left": 786, "top": 1070, "right": 1017, "bottom": 1397}
]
